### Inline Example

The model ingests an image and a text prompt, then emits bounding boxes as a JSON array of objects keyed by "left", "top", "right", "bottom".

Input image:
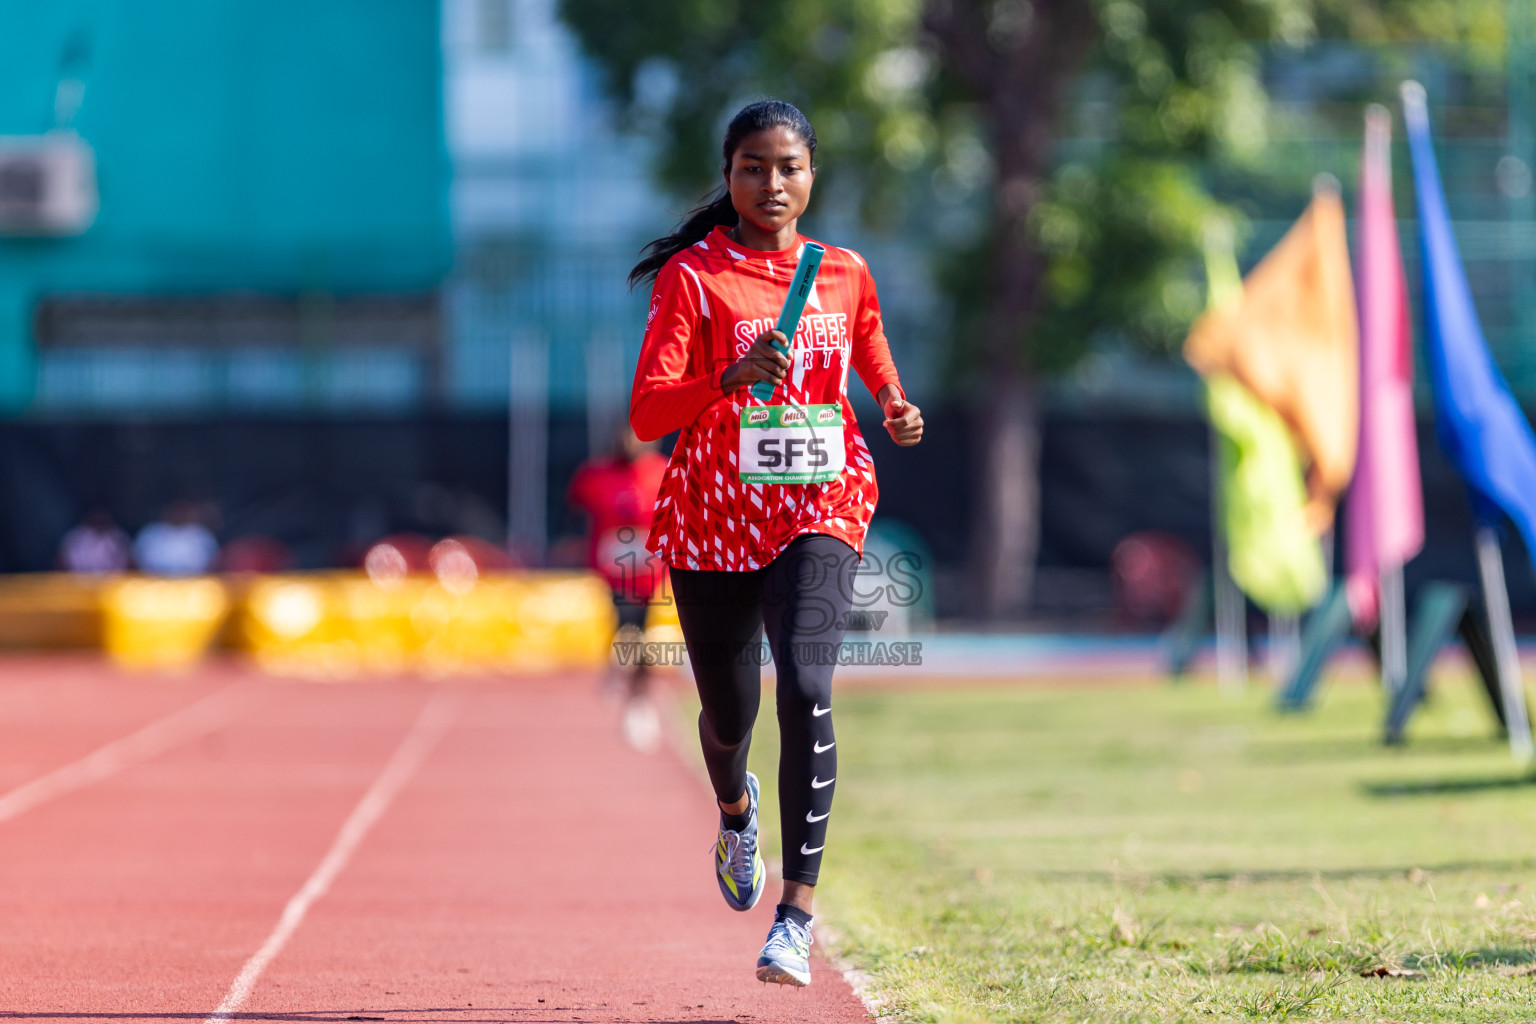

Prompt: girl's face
[{"left": 725, "top": 127, "right": 815, "bottom": 238}]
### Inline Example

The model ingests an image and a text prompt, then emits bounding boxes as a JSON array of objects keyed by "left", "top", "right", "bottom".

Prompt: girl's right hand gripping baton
[{"left": 750, "top": 242, "right": 826, "bottom": 403}]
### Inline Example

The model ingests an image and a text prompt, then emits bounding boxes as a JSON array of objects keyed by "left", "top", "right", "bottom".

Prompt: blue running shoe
[
  {"left": 714, "top": 771, "right": 764, "bottom": 912},
  {"left": 756, "top": 912, "right": 813, "bottom": 987}
]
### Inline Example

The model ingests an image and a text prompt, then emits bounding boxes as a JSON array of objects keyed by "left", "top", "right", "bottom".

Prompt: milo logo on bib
[{"left": 738, "top": 403, "right": 846, "bottom": 485}]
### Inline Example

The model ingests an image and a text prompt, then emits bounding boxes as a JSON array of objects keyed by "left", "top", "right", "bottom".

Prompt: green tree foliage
[
  {"left": 556, "top": 0, "right": 935, "bottom": 215},
  {"left": 560, "top": 0, "right": 1503, "bottom": 613}
]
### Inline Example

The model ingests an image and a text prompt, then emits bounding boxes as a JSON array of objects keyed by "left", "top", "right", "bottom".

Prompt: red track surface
[{"left": 0, "top": 656, "right": 871, "bottom": 1023}]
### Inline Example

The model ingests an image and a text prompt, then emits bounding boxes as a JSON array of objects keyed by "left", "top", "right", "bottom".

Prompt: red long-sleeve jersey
[
  {"left": 631, "top": 226, "right": 904, "bottom": 571},
  {"left": 567, "top": 451, "right": 669, "bottom": 599}
]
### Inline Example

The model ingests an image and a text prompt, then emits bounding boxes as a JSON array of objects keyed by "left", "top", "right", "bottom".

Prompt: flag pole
[
  {"left": 1200, "top": 215, "right": 1248, "bottom": 694},
  {"left": 1378, "top": 563, "right": 1408, "bottom": 693},
  {"left": 1473, "top": 525, "right": 1534, "bottom": 760},
  {"left": 1213, "top": 531, "right": 1248, "bottom": 693},
  {"left": 1268, "top": 612, "right": 1299, "bottom": 682},
  {"left": 1211, "top": 424, "right": 1248, "bottom": 694}
]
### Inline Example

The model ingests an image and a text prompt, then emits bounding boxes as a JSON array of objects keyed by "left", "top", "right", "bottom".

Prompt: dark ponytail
[
  {"left": 629, "top": 99, "right": 818, "bottom": 289},
  {"left": 627, "top": 189, "right": 737, "bottom": 290}
]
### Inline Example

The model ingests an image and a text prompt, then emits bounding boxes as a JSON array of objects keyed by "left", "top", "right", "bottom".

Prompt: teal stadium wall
[{"left": 0, "top": 0, "right": 451, "bottom": 411}]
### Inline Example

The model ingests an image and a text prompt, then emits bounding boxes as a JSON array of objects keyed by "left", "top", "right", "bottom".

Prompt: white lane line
[
  {"left": 0, "top": 684, "right": 248, "bottom": 825},
  {"left": 206, "top": 690, "right": 461, "bottom": 1024}
]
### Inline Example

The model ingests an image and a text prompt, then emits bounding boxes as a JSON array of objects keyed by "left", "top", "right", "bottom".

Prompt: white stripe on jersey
[{"left": 677, "top": 262, "right": 711, "bottom": 319}]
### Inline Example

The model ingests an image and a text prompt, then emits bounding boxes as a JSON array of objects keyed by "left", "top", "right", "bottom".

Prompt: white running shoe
[{"left": 756, "top": 912, "right": 813, "bottom": 987}]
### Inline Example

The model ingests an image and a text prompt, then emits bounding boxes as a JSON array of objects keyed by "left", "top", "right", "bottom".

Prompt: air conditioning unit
[{"left": 0, "top": 131, "right": 98, "bottom": 237}]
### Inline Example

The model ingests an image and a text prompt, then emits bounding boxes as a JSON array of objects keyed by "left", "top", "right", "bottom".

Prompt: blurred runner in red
[{"left": 568, "top": 427, "right": 669, "bottom": 751}]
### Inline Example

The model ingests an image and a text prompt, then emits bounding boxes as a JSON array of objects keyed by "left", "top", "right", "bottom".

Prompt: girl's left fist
[{"left": 880, "top": 391, "right": 923, "bottom": 447}]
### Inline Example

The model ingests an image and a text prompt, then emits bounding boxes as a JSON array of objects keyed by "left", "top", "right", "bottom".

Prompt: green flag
[{"left": 1197, "top": 228, "right": 1329, "bottom": 614}]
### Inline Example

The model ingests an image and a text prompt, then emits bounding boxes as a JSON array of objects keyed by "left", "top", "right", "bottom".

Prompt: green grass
[{"left": 685, "top": 671, "right": 1536, "bottom": 1022}]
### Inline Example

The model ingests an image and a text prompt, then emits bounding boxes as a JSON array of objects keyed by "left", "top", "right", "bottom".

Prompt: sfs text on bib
[{"left": 738, "top": 404, "right": 845, "bottom": 484}]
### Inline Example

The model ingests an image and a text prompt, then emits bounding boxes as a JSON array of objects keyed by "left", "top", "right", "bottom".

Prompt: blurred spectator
[
  {"left": 440, "top": 534, "right": 515, "bottom": 573},
  {"left": 1110, "top": 531, "right": 1201, "bottom": 628},
  {"left": 134, "top": 502, "right": 220, "bottom": 577},
  {"left": 58, "top": 509, "right": 131, "bottom": 574},
  {"left": 220, "top": 535, "right": 295, "bottom": 574},
  {"left": 362, "top": 533, "right": 437, "bottom": 589}
]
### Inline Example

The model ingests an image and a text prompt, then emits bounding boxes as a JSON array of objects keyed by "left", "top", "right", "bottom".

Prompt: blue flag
[{"left": 1402, "top": 82, "right": 1536, "bottom": 558}]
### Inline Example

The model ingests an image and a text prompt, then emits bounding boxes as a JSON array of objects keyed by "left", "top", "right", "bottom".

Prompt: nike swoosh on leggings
[
  {"left": 800, "top": 843, "right": 824, "bottom": 855},
  {"left": 806, "top": 810, "right": 829, "bottom": 822},
  {"left": 813, "top": 740, "right": 835, "bottom": 753},
  {"left": 670, "top": 535, "right": 857, "bottom": 893}
]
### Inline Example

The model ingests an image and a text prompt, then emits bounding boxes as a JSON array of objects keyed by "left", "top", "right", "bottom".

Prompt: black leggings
[{"left": 670, "top": 534, "right": 857, "bottom": 886}]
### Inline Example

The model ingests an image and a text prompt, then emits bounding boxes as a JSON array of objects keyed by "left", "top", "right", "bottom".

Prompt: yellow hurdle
[
  {"left": 100, "top": 577, "right": 232, "bottom": 671},
  {"left": 0, "top": 574, "right": 106, "bottom": 649},
  {"left": 0, "top": 569, "right": 620, "bottom": 677},
  {"left": 239, "top": 570, "right": 615, "bottom": 678}
]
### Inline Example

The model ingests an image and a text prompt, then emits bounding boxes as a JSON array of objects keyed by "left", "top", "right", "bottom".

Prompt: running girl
[{"left": 629, "top": 99, "right": 923, "bottom": 987}]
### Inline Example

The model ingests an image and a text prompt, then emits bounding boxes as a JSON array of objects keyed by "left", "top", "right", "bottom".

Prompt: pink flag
[{"left": 1346, "top": 105, "right": 1425, "bottom": 625}]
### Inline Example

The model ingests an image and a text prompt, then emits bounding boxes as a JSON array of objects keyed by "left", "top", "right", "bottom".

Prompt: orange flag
[{"left": 1184, "top": 189, "right": 1360, "bottom": 533}]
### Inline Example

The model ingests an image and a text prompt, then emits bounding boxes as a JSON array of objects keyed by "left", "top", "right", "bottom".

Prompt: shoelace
[
  {"left": 765, "top": 916, "right": 814, "bottom": 957},
  {"left": 718, "top": 828, "right": 757, "bottom": 884}
]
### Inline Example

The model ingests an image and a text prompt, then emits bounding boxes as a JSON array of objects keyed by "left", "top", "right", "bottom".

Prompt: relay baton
[{"left": 750, "top": 242, "right": 826, "bottom": 402}]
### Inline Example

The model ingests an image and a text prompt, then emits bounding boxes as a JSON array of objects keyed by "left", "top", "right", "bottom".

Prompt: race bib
[{"left": 738, "top": 404, "right": 845, "bottom": 484}]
